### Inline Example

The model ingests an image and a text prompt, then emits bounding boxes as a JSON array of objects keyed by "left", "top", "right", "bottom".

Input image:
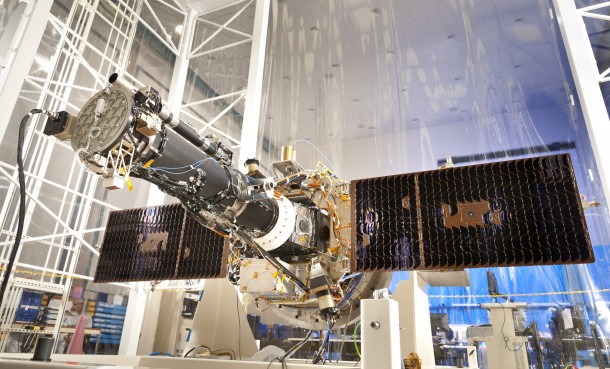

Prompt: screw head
[{"left": 370, "top": 321, "right": 381, "bottom": 329}]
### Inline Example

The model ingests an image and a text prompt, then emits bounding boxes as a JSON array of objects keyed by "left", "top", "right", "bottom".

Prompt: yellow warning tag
[{"left": 120, "top": 168, "right": 134, "bottom": 192}]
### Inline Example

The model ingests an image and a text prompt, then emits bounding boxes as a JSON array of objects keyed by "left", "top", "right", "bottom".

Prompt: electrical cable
[
  {"left": 280, "top": 329, "right": 314, "bottom": 363},
  {"left": 0, "top": 109, "right": 47, "bottom": 307},
  {"left": 266, "top": 357, "right": 281, "bottom": 369},
  {"left": 353, "top": 321, "right": 361, "bottom": 358},
  {"left": 312, "top": 320, "right": 335, "bottom": 364},
  {"left": 148, "top": 158, "right": 211, "bottom": 175},
  {"left": 265, "top": 330, "right": 314, "bottom": 369},
  {"left": 337, "top": 303, "right": 355, "bottom": 362},
  {"left": 498, "top": 302, "right": 525, "bottom": 352},
  {"left": 183, "top": 344, "right": 211, "bottom": 357},
  {"left": 210, "top": 349, "right": 235, "bottom": 359},
  {"left": 293, "top": 139, "right": 338, "bottom": 175},
  {"left": 305, "top": 336, "right": 315, "bottom": 363}
]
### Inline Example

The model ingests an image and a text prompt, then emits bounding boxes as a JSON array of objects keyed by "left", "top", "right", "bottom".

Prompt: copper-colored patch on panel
[{"left": 441, "top": 200, "right": 502, "bottom": 229}]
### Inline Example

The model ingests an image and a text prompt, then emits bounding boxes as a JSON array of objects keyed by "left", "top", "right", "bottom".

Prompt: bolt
[{"left": 370, "top": 321, "right": 381, "bottom": 329}]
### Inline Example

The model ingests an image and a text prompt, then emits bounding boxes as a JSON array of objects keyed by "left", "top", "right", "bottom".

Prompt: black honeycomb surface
[
  {"left": 94, "top": 203, "right": 228, "bottom": 283},
  {"left": 350, "top": 154, "right": 594, "bottom": 272}
]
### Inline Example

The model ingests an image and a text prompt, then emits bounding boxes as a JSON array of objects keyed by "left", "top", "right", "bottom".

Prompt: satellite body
[{"left": 44, "top": 75, "right": 594, "bottom": 329}]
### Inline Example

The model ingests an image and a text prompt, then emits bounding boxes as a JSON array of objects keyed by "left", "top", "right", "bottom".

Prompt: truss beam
[{"left": 553, "top": 0, "right": 610, "bottom": 206}]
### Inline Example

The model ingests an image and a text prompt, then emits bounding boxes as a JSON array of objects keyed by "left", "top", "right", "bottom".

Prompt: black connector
[
  {"left": 42, "top": 111, "right": 74, "bottom": 140},
  {"left": 42, "top": 111, "right": 70, "bottom": 136}
]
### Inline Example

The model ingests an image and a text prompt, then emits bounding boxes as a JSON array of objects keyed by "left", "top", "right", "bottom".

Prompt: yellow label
[{"left": 119, "top": 168, "right": 134, "bottom": 192}]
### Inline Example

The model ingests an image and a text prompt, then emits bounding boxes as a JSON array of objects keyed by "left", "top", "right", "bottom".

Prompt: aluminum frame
[
  {"left": 0, "top": 0, "right": 188, "bottom": 353},
  {"left": 0, "top": 0, "right": 270, "bottom": 354},
  {"left": 177, "top": 0, "right": 263, "bottom": 149},
  {"left": 552, "top": 0, "right": 610, "bottom": 206}
]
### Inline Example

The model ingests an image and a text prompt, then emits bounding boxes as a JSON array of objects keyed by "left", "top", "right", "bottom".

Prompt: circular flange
[
  {"left": 72, "top": 85, "right": 134, "bottom": 154},
  {"left": 253, "top": 195, "right": 296, "bottom": 251}
]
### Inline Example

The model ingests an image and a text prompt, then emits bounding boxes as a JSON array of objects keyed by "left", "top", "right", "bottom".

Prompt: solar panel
[
  {"left": 94, "top": 203, "right": 229, "bottom": 283},
  {"left": 350, "top": 154, "right": 594, "bottom": 272}
]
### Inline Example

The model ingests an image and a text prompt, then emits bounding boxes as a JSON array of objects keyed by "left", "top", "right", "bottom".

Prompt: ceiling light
[{"left": 175, "top": 24, "right": 184, "bottom": 34}]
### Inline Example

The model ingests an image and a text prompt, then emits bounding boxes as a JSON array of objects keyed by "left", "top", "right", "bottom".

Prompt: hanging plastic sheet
[{"left": 257, "top": 0, "right": 610, "bottom": 367}]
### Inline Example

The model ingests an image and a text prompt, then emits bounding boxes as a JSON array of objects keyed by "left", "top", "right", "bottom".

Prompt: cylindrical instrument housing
[
  {"left": 148, "top": 129, "right": 229, "bottom": 199},
  {"left": 147, "top": 129, "right": 278, "bottom": 233}
]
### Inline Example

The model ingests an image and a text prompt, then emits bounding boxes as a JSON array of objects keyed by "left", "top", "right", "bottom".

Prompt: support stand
[
  {"left": 361, "top": 299, "right": 402, "bottom": 369},
  {"left": 185, "top": 278, "right": 258, "bottom": 359},
  {"left": 392, "top": 273, "right": 435, "bottom": 368},
  {"left": 475, "top": 303, "right": 529, "bottom": 369}
]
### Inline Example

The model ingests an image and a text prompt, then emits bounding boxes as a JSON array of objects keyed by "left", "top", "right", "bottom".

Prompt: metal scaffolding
[
  {"left": 0, "top": 0, "right": 268, "bottom": 354},
  {"left": 553, "top": 0, "right": 610, "bottom": 206}
]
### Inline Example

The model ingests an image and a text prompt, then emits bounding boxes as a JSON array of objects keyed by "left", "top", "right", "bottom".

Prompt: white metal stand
[
  {"left": 185, "top": 278, "right": 258, "bottom": 358},
  {"left": 471, "top": 303, "right": 529, "bottom": 369},
  {"left": 361, "top": 299, "right": 402, "bottom": 369},
  {"left": 392, "top": 274, "right": 435, "bottom": 368}
]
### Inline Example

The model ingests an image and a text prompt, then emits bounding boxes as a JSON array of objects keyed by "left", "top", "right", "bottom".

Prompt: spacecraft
[{"left": 42, "top": 74, "right": 595, "bottom": 329}]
